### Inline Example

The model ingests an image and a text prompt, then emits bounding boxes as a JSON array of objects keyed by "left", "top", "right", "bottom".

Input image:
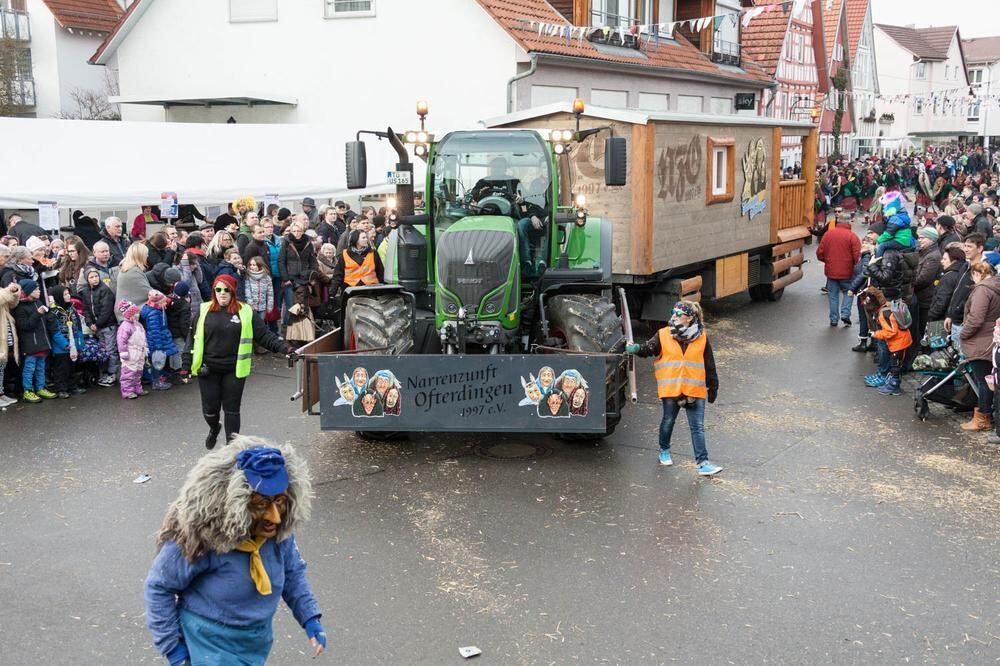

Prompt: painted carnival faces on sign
[
  {"left": 334, "top": 368, "right": 403, "bottom": 418},
  {"left": 519, "top": 367, "right": 590, "bottom": 418}
]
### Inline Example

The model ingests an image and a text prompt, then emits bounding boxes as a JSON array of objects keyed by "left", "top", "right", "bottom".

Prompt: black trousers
[
  {"left": 48, "top": 353, "right": 75, "bottom": 393},
  {"left": 968, "top": 359, "right": 994, "bottom": 416},
  {"left": 197, "top": 365, "right": 247, "bottom": 439}
]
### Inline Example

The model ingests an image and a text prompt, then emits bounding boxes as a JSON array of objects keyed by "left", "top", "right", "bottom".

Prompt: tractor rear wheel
[
  {"left": 343, "top": 294, "right": 413, "bottom": 440},
  {"left": 547, "top": 294, "right": 626, "bottom": 438},
  {"left": 343, "top": 295, "right": 414, "bottom": 354}
]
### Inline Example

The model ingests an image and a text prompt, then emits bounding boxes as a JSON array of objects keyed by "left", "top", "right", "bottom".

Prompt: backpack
[{"left": 887, "top": 300, "right": 912, "bottom": 329}]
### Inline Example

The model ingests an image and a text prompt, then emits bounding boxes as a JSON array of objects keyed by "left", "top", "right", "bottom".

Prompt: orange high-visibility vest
[
  {"left": 342, "top": 250, "right": 378, "bottom": 286},
  {"left": 653, "top": 328, "right": 708, "bottom": 399}
]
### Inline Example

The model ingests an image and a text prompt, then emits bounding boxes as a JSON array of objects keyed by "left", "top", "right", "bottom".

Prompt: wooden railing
[{"left": 777, "top": 179, "right": 809, "bottom": 233}]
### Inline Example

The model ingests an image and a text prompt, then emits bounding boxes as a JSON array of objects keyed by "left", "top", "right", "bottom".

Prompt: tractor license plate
[
  {"left": 318, "top": 354, "right": 607, "bottom": 432},
  {"left": 386, "top": 170, "right": 412, "bottom": 185}
]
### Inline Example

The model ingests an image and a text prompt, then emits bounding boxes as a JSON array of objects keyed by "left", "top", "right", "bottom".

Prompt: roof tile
[
  {"left": 844, "top": 0, "right": 867, "bottom": 59},
  {"left": 475, "top": 0, "right": 773, "bottom": 85},
  {"left": 874, "top": 24, "right": 959, "bottom": 61},
  {"left": 740, "top": 0, "right": 793, "bottom": 76},
  {"left": 962, "top": 36, "right": 1000, "bottom": 64}
]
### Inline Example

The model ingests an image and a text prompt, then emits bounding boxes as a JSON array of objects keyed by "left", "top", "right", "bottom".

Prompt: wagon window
[{"left": 706, "top": 136, "right": 735, "bottom": 205}]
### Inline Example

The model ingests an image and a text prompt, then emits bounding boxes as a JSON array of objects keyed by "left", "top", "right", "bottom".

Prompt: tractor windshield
[{"left": 430, "top": 131, "right": 551, "bottom": 231}]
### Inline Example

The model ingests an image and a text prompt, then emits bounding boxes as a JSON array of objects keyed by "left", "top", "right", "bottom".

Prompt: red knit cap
[{"left": 213, "top": 274, "right": 238, "bottom": 293}]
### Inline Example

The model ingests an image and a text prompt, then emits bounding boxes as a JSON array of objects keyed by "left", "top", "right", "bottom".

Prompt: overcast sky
[{"left": 871, "top": 0, "right": 1000, "bottom": 39}]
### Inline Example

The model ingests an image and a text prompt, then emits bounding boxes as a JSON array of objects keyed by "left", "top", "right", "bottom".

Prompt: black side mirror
[
  {"left": 604, "top": 137, "right": 627, "bottom": 186},
  {"left": 346, "top": 141, "right": 367, "bottom": 190}
]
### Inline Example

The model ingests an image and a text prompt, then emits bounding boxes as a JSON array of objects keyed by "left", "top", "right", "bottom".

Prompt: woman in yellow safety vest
[
  {"left": 626, "top": 300, "right": 722, "bottom": 476},
  {"left": 188, "top": 274, "right": 294, "bottom": 450},
  {"left": 332, "top": 229, "right": 384, "bottom": 297}
]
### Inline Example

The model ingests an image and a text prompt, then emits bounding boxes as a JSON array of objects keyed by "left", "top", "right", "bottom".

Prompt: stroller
[{"left": 912, "top": 322, "right": 979, "bottom": 421}]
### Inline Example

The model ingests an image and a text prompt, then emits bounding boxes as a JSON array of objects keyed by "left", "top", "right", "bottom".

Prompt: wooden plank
[
  {"left": 769, "top": 126, "right": 783, "bottom": 244},
  {"left": 772, "top": 239, "right": 805, "bottom": 257},
  {"left": 772, "top": 252, "right": 805, "bottom": 276},
  {"left": 680, "top": 275, "right": 703, "bottom": 294},
  {"left": 803, "top": 127, "right": 817, "bottom": 230},
  {"left": 296, "top": 327, "right": 342, "bottom": 413},
  {"left": 573, "top": 0, "right": 590, "bottom": 27},
  {"left": 630, "top": 122, "right": 656, "bottom": 275},
  {"left": 777, "top": 226, "right": 810, "bottom": 243},
  {"left": 772, "top": 268, "right": 804, "bottom": 291}
]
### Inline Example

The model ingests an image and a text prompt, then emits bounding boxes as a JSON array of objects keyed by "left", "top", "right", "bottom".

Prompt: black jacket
[
  {"left": 166, "top": 294, "right": 192, "bottom": 340},
  {"left": 13, "top": 298, "right": 51, "bottom": 355},
  {"left": 146, "top": 244, "right": 176, "bottom": 271},
  {"left": 848, "top": 249, "right": 873, "bottom": 293},
  {"left": 634, "top": 331, "right": 719, "bottom": 401},
  {"left": 928, "top": 259, "right": 966, "bottom": 321},
  {"left": 972, "top": 214, "right": 992, "bottom": 239},
  {"left": 865, "top": 249, "right": 917, "bottom": 301},
  {"left": 912, "top": 244, "right": 943, "bottom": 309},
  {"left": 241, "top": 239, "right": 269, "bottom": 268},
  {"left": 278, "top": 237, "right": 317, "bottom": 285},
  {"left": 11, "top": 221, "right": 47, "bottom": 245},
  {"left": 937, "top": 230, "right": 961, "bottom": 251},
  {"left": 79, "top": 282, "right": 116, "bottom": 329},
  {"left": 947, "top": 264, "right": 975, "bottom": 323},
  {"left": 100, "top": 232, "right": 129, "bottom": 267},
  {"left": 316, "top": 221, "right": 340, "bottom": 246},
  {"left": 188, "top": 307, "right": 287, "bottom": 370}
]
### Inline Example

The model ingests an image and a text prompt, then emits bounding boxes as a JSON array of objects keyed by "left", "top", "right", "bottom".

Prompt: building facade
[
  {"left": 0, "top": 0, "right": 122, "bottom": 118},
  {"left": 963, "top": 36, "right": 1000, "bottom": 151},
  {"left": 818, "top": 0, "right": 855, "bottom": 159},
  {"left": 845, "top": 0, "right": 879, "bottom": 158},
  {"left": 873, "top": 24, "right": 971, "bottom": 153},
  {"left": 742, "top": 0, "right": 827, "bottom": 169}
]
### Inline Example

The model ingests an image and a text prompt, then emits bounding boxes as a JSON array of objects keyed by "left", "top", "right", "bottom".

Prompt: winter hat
[
  {"left": 163, "top": 267, "right": 182, "bottom": 286},
  {"left": 918, "top": 227, "right": 939, "bottom": 242},
  {"left": 18, "top": 278, "right": 38, "bottom": 295},
  {"left": 968, "top": 203, "right": 984, "bottom": 215},
  {"left": 277, "top": 207, "right": 292, "bottom": 222},
  {"left": 213, "top": 273, "right": 238, "bottom": 295},
  {"left": 25, "top": 236, "right": 45, "bottom": 253},
  {"left": 936, "top": 215, "right": 956, "bottom": 229},
  {"left": 147, "top": 289, "right": 167, "bottom": 306},
  {"left": 881, "top": 190, "right": 904, "bottom": 217},
  {"left": 117, "top": 299, "right": 139, "bottom": 320},
  {"left": 214, "top": 213, "right": 238, "bottom": 232},
  {"left": 171, "top": 281, "right": 190, "bottom": 299},
  {"left": 236, "top": 447, "right": 289, "bottom": 496},
  {"left": 84, "top": 266, "right": 101, "bottom": 279}
]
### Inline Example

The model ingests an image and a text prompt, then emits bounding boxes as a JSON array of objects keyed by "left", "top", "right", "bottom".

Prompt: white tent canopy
[{"left": 0, "top": 118, "right": 426, "bottom": 209}]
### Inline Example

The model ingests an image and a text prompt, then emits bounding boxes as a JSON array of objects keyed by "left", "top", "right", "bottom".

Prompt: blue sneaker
[
  {"left": 865, "top": 372, "right": 887, "bottom": 387},
  {"left": 697, "top": 461, "right": 723, "bottom": 476},
  {"left": 658, "top": 450, "right": 673, "bottom": 466}
]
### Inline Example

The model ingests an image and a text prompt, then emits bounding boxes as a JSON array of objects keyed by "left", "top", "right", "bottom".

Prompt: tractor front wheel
[{"left": 546, "top": 294, "right": 626, "bottom": 438}]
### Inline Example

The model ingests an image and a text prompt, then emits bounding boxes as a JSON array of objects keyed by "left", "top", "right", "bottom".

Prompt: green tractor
[{"left": 322, "top": 104, "right": 632, "bottom": 436}]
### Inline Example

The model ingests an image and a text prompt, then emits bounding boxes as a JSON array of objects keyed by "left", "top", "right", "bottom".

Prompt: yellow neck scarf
[{"left": 234, "top": 536, "right": 272, "bottom": 595}]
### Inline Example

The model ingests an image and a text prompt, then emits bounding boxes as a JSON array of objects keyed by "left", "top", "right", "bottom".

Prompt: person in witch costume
[{"left": 144, "top": 436, "right": 327, "bottom": 665}]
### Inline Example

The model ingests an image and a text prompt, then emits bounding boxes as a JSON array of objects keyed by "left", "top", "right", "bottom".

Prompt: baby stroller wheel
[{"left": 916, "top": 397, "right": 929, "bottom": 421}]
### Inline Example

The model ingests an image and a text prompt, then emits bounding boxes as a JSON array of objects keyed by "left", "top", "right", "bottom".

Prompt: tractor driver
[{"left": 471, "top": 157, "right": 521, "bottom": 203}]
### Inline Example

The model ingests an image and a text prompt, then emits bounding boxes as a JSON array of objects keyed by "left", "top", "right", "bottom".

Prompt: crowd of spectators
[
  {"left": 815, "top": 144, "right": 1000, "bottom": 440},
  {"left": 0, "top": 196, "right": 395, "bottom": 406}
]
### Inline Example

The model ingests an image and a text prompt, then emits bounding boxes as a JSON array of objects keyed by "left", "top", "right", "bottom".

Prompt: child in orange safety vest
[{"left": 626, "top": 300, "right": 722, "bottom": 476}]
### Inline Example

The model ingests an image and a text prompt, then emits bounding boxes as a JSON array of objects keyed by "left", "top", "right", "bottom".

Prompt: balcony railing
[
  {"left": 711, "top": 37, "right": 740, "bottom": 66},
  {"left": 1, "top": 8, "right": 30, "bottom": 41},
  {"left": 587, "top": 10, "right": 641, "bottom": 49},
  {"left": 2, "top": 78, "right": 36, "bottom": 108}
]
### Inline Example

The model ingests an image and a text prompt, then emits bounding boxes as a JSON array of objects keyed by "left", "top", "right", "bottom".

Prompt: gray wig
[{"left": 156, "top": 435, "right": 312, "bottom": 561}]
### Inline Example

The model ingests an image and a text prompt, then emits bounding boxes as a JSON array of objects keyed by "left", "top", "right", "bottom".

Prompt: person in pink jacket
[{"left": 116, "top": 300, "right": 148, "bottom": 399}]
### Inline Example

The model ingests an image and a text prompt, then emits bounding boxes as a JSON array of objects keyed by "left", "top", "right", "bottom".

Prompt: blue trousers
[
  {"left": 659, "top": 397, "right": 709, "bottom": 463},
  {"left": 22, "top": 354, "right": 47, "bottom": 392},
  {"left": 826, "top": 278, "right": 853, "bottom": 323}
]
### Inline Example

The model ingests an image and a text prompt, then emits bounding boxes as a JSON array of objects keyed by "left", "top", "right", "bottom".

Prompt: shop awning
[{"left": 108, "top": 93, "right": 297, "bottom": 108}]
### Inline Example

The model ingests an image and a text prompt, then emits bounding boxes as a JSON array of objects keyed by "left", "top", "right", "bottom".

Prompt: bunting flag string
[{"left": 517, "top": 0, "right": 819, "bottom": 40}]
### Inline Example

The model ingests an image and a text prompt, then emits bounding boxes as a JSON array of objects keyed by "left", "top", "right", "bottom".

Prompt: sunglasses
[{"left": 214, "top": 286, "right": 231, "bottom": 294}]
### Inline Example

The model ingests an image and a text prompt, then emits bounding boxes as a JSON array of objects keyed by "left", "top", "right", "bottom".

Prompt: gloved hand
[
  {"left": 305, "top": 616, "right": 327, "bottom": 656},
  {"left": 625, "top": 343, "right": 640, "bottom": 354},
  {"left": 166, "top": 642, "right": 189, "bottom": 666},
  {"left": 708, "top": 388, "right": 718, "bottom": 404}
]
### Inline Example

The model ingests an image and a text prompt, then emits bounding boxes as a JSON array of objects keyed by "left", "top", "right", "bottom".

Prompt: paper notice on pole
[
  {"left": 264, "top": 194, "right": 280, "bottom": 212},
  {"left": 38, "top": 201, "right": 59, "bottom": 232}
]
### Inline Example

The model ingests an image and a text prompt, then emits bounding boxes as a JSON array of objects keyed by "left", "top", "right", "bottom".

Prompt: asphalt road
[{"left": 1, "top": 245, "right": 998, "bottom": 665}]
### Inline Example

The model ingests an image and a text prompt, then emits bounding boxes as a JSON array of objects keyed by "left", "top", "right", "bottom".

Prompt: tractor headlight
[
  {"left": 415, "top": 144, "right": 427, "bottom": 157},
  {"left": 575, "top": 210, "right": 587, "bottom": 227},
  {"left": 575, "top": 194, "right": 587, "bottom": 207},
  {"left": 553, "top": 143, "right": 566, "bottom": 155},
  {"left": 405, "top": 131, "right": 417, "bottom": 144},
  {"left": 416, "top": 131, "right": 428, "bottom": 144}
]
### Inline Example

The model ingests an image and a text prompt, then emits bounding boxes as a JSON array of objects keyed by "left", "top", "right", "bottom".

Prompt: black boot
[
  {"left": 223, "top": 411, "right": 241, "bottom": 444},
  {"left": 204, "top": 412, "right": 221, "bottom": 450},
  {"left": 851, "top": 337, "right": 870, "bottom": 352}
]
